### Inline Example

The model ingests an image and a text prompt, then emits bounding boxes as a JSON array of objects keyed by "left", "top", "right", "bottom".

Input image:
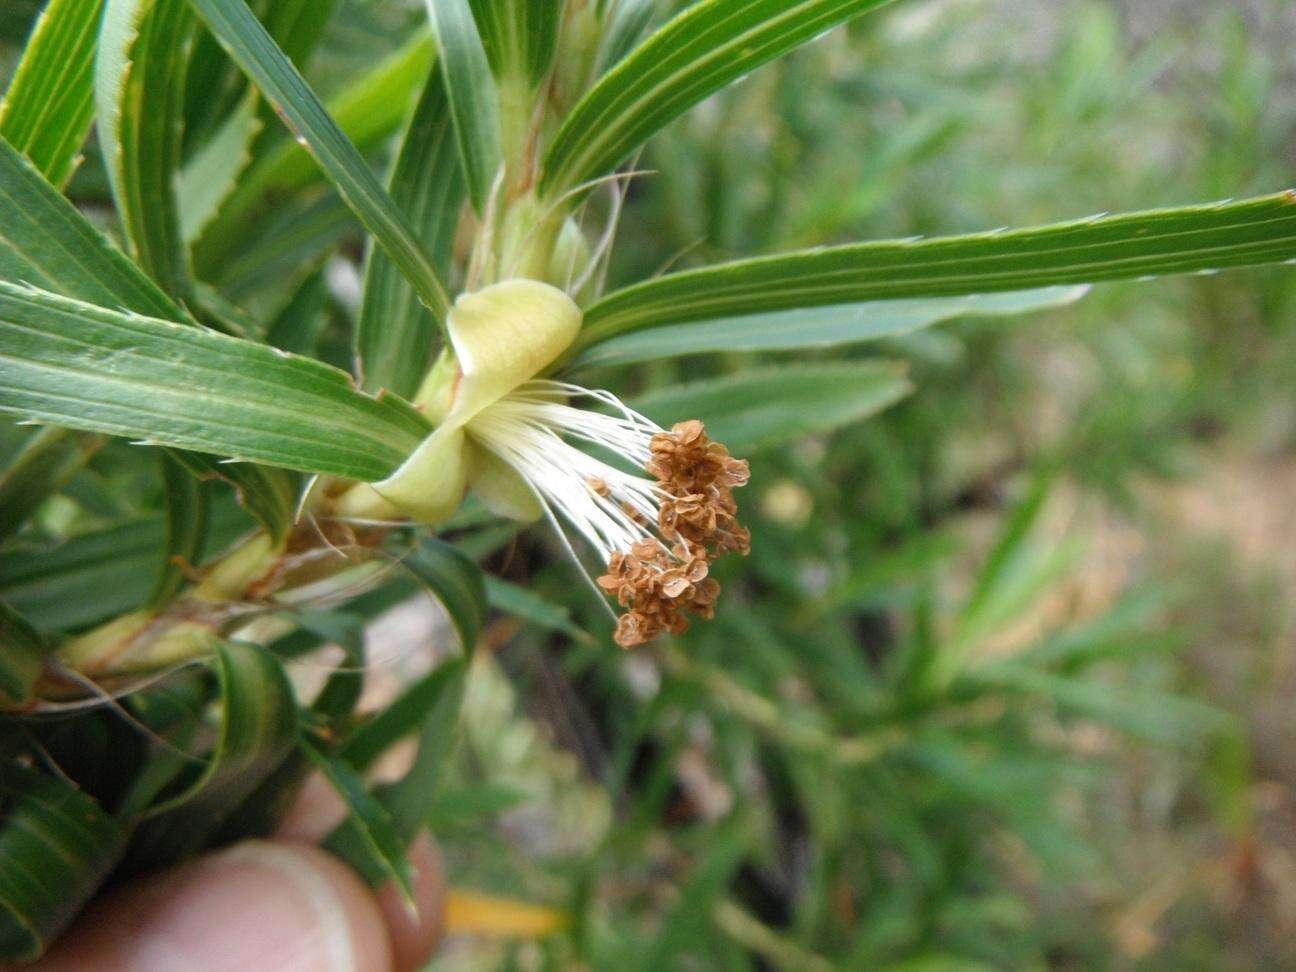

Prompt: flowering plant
[{"left": 0, "top": 0, "right": 1292, "bottom": 961}]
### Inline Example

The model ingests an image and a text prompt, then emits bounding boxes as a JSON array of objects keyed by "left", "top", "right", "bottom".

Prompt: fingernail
[{"left": 54, "top": 841, "right": 392, "bottom": 972}]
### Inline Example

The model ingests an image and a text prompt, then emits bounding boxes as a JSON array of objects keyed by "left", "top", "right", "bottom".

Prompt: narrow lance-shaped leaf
[
  {"left": 0, "top": 136, "right": 185, "bottom": 319},
  {"left": 404, "top": 539, "right": 487, "bottom": 655},
  {"left": 182, "top": 0, "right": 333, "bottom": 152},
  {"left": 541, "top": 0, "right": 896, "bottom": 196},
  {"left": 179, "top": 0, "right": 335, "bottom": 237},
  {"left": 598, "top": 0, "right": 658, "bottom": 74},
  {"left": 424, "top": 0, "right": 502, "bottom": 212},
  {"left": 962, "top": 465, "right": 1056, "bottom": 628},
  {"left": 0, "top": 763, "right": 129, "bottom": 962},
  {"left": 0, "top": 283, "right": 431, "bottom": 481},
  {"left": 0, "top": 597, "right": 47, "bottom": 704},
  {"left": 339, "top": 658, "right": 473, "bottom": 771},
  {"left": 211, "top": 192, "right": 355, "bottom": 308},
  {"left": 485, "top": 576, "right": 592, "bottom": 644},
  {"left": 242, "top": 0, "right": 337, "bottom": 151},
  {"left": 0, "top": 499, "right": 253, "bottom": 633},
  {"left": 0, "top": 0, "right": 106, "bottom": 187},
  {"left": 326, "top": 659, "right": 470, "bottom": 863},
  {"left": 0, "top": 427, "right": 103, "bottom": 543},
  {"left": 310, "top": 740, "right": 416, "bottom": 904},
  {"left": 575, "top": 192, "right": 1296, "bottom": 350},
  {"left": 265, "top": 265, "right": 329, "bottom": 355},
  {"left": 96, "top": 0, "right": 196, "bottom": 299},
  {"left": 116, "top": 674, "right": 210, "bottom": 817},
  {"left": 357, "top": 67, "right": 464, "bottom": 399},
  {"left": 374, "top": 658, "right": 467, "bottom": 841},
  {"left": 0, "top": 130, "right": 189, "bottom": 539},
  {"left": 187, "top": 0, "right": 450, "bottom": 318},
  {"left": 169, "top": 450, "right": 298, "bottom": 543},
  {"left": 178, "top": 91, "right": 262, "bottom": 244},
  {"left": 633, "top": 361, "right": 913, "bottom": 454},
  {"left": 469, "top": 0, "right": 561, "bottom": 85},
  {"left": 148, "top": 452, "right": 209, "bottom": 608},
  {"left": 572, "top": 287, "right": 1088, "bottom": 369},
  {"left": 196, "top": 31, "right": 435, "bottom": 271},
  {"left": 125, "top": 640, "right": 299, "bottom": 865},
  {"left": 296, "top": 610, "right": 366, "bottom": 721}
]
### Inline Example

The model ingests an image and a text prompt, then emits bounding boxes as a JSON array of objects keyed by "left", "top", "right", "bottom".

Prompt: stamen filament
[{"left": 467, "top": 381, "right": 750, "bottom": 648}]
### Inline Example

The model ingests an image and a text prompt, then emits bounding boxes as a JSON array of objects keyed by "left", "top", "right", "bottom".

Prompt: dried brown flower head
[{"left": 597, "top": 421, "right": 749, "bottom": 648}]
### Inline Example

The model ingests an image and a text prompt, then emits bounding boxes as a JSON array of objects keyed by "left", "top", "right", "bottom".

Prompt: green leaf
[
  {"left": 469, "top": 0, "right": 561, "bottom": 85},
  {"left": 183, "top": 0, "right": 333, "bottom": 153},
  {"left": 0, "top": 136, "right": 185, "bottom": 319},
  {"left": 148, "top": 451, "right": 209, "bottom": 607},
  {"left": 572, "top": 287, "right": 1088, "bottom": 369},
  {"left": 424, "top": 0, "right": 501, "bottom": 213},
  {"left": 0, "top": 283, "right": 431, "bottom": 480},
  {"left": 309, "top": 739, "right": 415, "bottom": 903},
  {"left": 338, "top": 658, "right": 467, "bottom": 772},
  {"left": 484, "top": 575, "right": 592, "bottom": 644},
  {"left": 256, "top": 0, "right": 335, "bottom": 69},
  {"left": 179, "top": 91, "right": 262, "bottom": 244},
  {"left": 0, "top": 426, "right": 103, "bottom": 542},
  {"left": 960, "top": 664, "right": 1229, "bottom": 744},
  {"left": 169, "top": 451, "right": 298, "bottom": 543},
  {"left": 1016, "top": 587, "right": 1178, "bottom": 672},
  {"left": 576, "top": 192, "right": 1296, "bottom": 350},
  {"left": 404, "top": 538, "right": 487, "bottom": 655},
  {"left": 357, "top": 67, "right": 464, "bottom": 398},
  {"left": 0, "top": 763, "right": 129, "bottom": 962},
  {"left": 96, "top": 0, "right": 195, "bottom": 299},
  {"left": 0, "top": 499, "right": 253, "bottom": 632},
  {"left": 0, "top": 597, "right": 47, "bottom": 703},
  {"left": 127, "top": 640, "right": 298, "bottom": 862},
  {"left": 933, "top": 466, "right": 1075, "bottom": 688},
  {"left": 296, "top": 610, "right": 366, "bottom": 721},
  {"left": 0, "top": 133, "right": 190, "bottom": 534},
  {"left": 599, "top": 0, "right": 658, "bottom": 74},
  {"left": 196, "top": 31, "right": 434, "bottom": 267},
  {"left": 264, "top": 266, "right": 329, "bottom": 356},
  {"left": 373, "top": 657, "right": 466, "bottom": 841},
  {"left": 959, "top": 464, "right": 1056, "bottom": 636},
  {"left": 0, "top": 0, "right": 105, "bottom": 187},
  {"left": 188, "top": 0, "right": 451, "bottom": 317},
  {"left": 541, "top": 0, "right": 895, "bottom": 196},
  {"left": 428, "top": 781, "right": 527, "bottom": 825},
  {"left": 117, "top": 673, "right": 210, "bottom": 815},
  {"left": 634, "top": 361, "right": 912, "bottom": 453},
  {"left": 211, "top": 192, "right": 354, "bottom": 310}
]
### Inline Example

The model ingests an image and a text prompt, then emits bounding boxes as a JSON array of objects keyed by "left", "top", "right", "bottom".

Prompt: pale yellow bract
[{"left": 340, "top": 279, "right": 582, "bottom": 524}]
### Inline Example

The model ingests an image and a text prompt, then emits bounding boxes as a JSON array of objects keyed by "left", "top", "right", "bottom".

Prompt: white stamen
[{"left": 467, "top": 380, "right": 669, "bottom": 567}]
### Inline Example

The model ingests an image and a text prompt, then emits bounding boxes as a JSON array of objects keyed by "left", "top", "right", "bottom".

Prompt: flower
[{"left": 339, "top": 280, "right": 750, "bottom": 647}]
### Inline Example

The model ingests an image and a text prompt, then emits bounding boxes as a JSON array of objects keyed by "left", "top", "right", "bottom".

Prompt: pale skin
[{"left": 2, "top": 775, "right": 447, "bottom": 972}]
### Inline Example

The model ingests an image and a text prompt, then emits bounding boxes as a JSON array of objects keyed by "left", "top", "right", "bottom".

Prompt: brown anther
[{"left": 598, "top": 420, "right": 750, "bottom": 649}]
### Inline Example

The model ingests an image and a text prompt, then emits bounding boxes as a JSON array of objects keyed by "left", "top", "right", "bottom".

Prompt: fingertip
[
  {"left": 33, "top": 840, "right": 393, "bottom": 972},
  {"left": 376, "top": 834, "right": 448, "bottom": 972}
]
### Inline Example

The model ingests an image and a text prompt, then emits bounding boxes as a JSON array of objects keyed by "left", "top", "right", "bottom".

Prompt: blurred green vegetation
[{"left": 429, "top": 2, "right": 1296, "bottom": 968}]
